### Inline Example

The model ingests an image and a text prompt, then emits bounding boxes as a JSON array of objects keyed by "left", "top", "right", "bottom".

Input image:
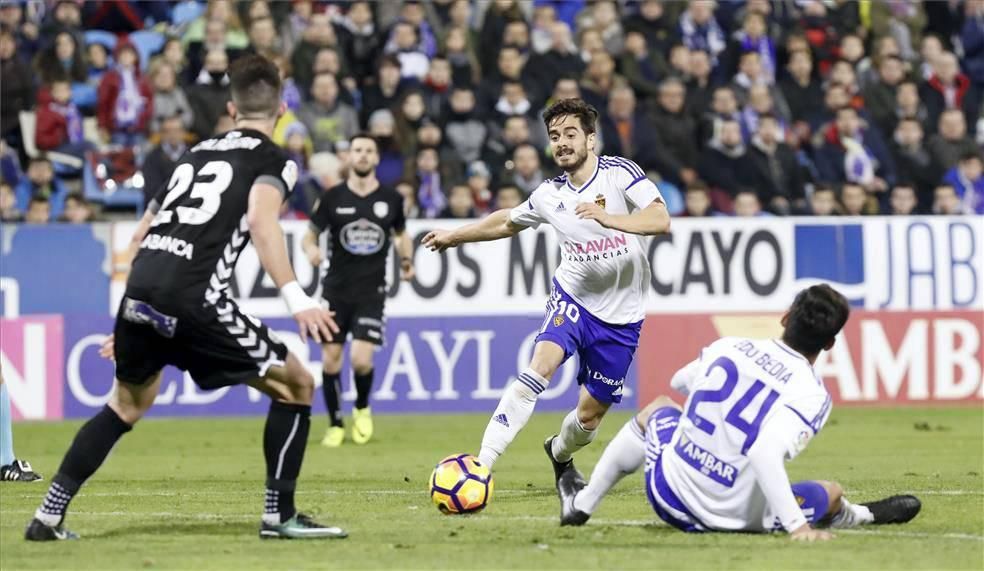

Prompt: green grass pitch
[{"left": 1, "top": 407, "right": 981, "bottom": 570}]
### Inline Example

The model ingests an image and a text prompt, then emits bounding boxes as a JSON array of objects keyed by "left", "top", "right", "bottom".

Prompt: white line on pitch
[
  {"left": 5, "top": 488, "right": 980, "bottom": 500},
  {"left": 3, "top": 511, "right": 981, "bottom": 542}
]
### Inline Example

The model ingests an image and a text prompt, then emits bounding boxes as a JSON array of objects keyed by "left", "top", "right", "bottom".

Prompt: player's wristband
[{"left": 281, "top": 281, "right": 319, "bottom": 315}]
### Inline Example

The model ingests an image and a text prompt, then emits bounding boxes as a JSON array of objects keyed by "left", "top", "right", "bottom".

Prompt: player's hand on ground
[
  {"left": 790, "top": 524, "right": 835, "bottom": 542},
  {"left": 575, "top": 202, "right": 612, "bottom": 228},
  {"left": 294, "top": 307, "right": 340, "bottom": 344},
  {"left": 422, "top": 230, "right": 458, "bottom": 252},
  {"left": 99, "top": 334, "right": 115, "bottom": 361}
]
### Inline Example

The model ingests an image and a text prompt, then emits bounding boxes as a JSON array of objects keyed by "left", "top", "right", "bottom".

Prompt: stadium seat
[
  {"left": 70, "top": 82, "right": 98, "bottom": 109},
  {"left": 171, "top": 1, "right": 204, "bottom": 27},
  {"left": 84, "top": 30, "right": 117, "bottom": 51},
  {"left": 657, "top": 180, "right": 685, "bottom": 216},
  {"left": 17, "top": 111, "right": 84, "bottom": 171},
  {"left": 129, "top": 30, "right": 165, "bottom": 72}
]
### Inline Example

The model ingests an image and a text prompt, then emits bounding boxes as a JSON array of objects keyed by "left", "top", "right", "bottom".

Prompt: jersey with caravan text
[
  {"left": 309, "top": 183, "right": 406, "bottom": 300},
  {"left": 509, "top": 156, "right": 663, "bottom": 324},
  {"left": 127, "top": 129, "right": 298, "bottom": 311}
]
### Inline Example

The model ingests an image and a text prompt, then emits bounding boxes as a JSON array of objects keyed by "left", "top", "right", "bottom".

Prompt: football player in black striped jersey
[{"left": 26, "top": 55, "right": 347, "bottom": 542}]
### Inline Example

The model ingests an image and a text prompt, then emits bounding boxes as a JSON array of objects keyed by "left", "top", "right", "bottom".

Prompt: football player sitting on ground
[{"left": 555, "top": 285, "right": 921, "bottom": 540}]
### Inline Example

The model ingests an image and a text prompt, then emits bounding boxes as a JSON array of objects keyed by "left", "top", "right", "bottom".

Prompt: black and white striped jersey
[{"left": 127, "top": 129, "right": 297, "bottom": 312}]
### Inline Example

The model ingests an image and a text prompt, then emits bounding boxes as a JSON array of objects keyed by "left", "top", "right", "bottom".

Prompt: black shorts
[
  {"left": 113, "top": 296, "right": 289, "bottom": 389},
  {"left": 322, "top": 292, "right": 385, "bottom": 345}
]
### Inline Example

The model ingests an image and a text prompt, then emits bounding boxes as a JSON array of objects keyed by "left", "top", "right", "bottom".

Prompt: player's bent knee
[
  {"left": 351, "top": 359, "right": 373, "bottom": 376},
  {"left": 636, "top": 395, "right": 681, "bottom": 427},
  {"left": 821, "top": 480, "right": 844, "bottom": 512},
  {"left": 576, "top": 409, "right": 604, "bottom": 430}
]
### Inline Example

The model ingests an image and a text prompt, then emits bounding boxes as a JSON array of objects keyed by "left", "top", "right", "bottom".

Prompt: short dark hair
[
  {"left": 959, "top": 149, "right": 981, "bottom": 163},
  {"left": 228, "top": 54, "right": 282, "bottom": 118},
  {"left": 782, "top": 284, "right": 850, "bottom": 355},
  {"left": 542, "top": 98, "right": 598, "bottom": 135},
  {"left": 65, "top": 192, "right": 86, "bottom": 205},
  {"left": 349, "top": 132, "right": 379, "bottom": 152},
  {"left": 29, "top": 195, "right": 49, "bottom": 205}
]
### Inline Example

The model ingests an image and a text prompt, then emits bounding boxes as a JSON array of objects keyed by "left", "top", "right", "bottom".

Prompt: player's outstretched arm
[
  {"left": 422, "top": 209, "right": 525, "bottom": 252},
  {"left": 575, "top": 200, "right": 670, "bottom": 236},
  {"left": 747, "top": 409, "right": 834, "bottom": 541},
  {"left": 248, "top": 183, "right": 339, "bottom": 343}
]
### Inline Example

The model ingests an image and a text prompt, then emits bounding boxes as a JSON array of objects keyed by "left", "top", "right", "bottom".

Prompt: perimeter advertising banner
[
  {"left": 637, "top": 311, "right": 984, "bottom": 406},
  {"left": 56, "top": 315, "right": 606, "bottom": 419},
  {"left": 2, "top": 216, "right": 982, "bottom": 419}
]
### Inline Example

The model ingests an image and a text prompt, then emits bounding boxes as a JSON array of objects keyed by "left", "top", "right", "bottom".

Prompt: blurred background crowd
[{"left": 1, "top": 0, "right": 983, "bottom": 225}]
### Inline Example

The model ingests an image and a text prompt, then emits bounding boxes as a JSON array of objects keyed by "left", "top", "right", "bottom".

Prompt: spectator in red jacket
[
  {"left": 35, "top": 77, "right": 88, "bottom": 159},
  {"left": 96, "top": 40, "right": 153, "bottom": 147}
]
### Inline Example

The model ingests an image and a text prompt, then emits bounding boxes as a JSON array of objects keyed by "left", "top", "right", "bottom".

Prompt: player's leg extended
[
  {"left": 547, "top": 322, "right": 641, "bottom": 484},
  {"left": 251, "top": 354, "right": 346, "bottom": 539},
  {"left": 798, "top": 480, "right": 921, "bottom": 528},
  {"left": 320, "top": 342, "right": 345, "bottom": 447},
  {"left": 26, "top": 372, "right": 162, "bottom": 541},
  {"left": 348, "top": 340, "right": 376, "bottom": 445},
  {"left": 477, "top": 339, "right": 565, "bottom": 469},
  {"left": 1, "top": 373, "right": 42, "bottom": 481},
  {"left": 578, "top": 397, "right": 680, "bottom": 514}
]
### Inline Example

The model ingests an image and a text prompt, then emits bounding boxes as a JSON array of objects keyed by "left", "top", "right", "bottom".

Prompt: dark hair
[
  {"left": 542, "top": 98, "right": 599, "bottom": 135},
  {"left": 378, "top": 54, "right": 401, "bottom": 69},
  {"left": 782, "top": 284, "right": 850, "bottom": 355},
  {"left": 349, "top": 132, "right": 379, "bottom": 152},
  {"left": 65, "top": 192, "right": 86, "bottom": 205},
  {"left": 959, "top": 149, "right": 982, "bottom": 162},
  {"left": 813, "top": 183, "right": 836, "bottom": 194},
  {"left": 228, "top": 54, "right": 282, "bottom": 118},
  {"left": 29, "top": 195, "right": 49, "bottom": 205}
]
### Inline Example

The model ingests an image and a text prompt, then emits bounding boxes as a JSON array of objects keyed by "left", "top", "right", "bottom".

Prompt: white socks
[
  {"left": 551, "top": 409, "right": 597, "bottom": 463},
  {"left": 828, "top": 498, "right": 874, "bottom": 528},
  {"left": 478, "top": 369, "right": 547, "bottom": 469},
  {"left": 573, "top": 419, "right": 645, "bottom": 515}
]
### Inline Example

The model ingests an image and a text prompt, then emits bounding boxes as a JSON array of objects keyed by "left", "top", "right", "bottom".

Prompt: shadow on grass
[{"left": 89, "top": 521, "right": 257, "bottom": 539}]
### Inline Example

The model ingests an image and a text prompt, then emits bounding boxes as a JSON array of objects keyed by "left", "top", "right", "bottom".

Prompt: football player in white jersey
[
  {"left": 555, "top": 285, "right": 921, "bottom": 540},
  {"left": 423, "top": 99, "right": 670, "bottom": 480}
]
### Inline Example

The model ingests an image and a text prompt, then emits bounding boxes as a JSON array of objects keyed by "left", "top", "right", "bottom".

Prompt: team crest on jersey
[
  {"left": 282, "top": 160, "right": 298, "bottom": 191},
  {"left": 594, "top": 194, "right": 606, "bottom": 208},
  {"left": 373, "top": 201, "right": 389, "bottom": 218},
  {"left": 553, "top": 315, "right": 565, "bottom": 327}
]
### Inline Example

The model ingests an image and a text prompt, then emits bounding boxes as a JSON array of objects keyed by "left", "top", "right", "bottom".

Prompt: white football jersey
[
  {"left": 659, "top": 337, "right": 832, "bottom": 533},
  {"left": 509, "top": 156, "right": 662, "bottom": 324}
]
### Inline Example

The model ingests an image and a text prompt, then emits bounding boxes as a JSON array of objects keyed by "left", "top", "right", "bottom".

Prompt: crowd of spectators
[{"left": 2, "top": 0, "right": 983, "bottom": 225}]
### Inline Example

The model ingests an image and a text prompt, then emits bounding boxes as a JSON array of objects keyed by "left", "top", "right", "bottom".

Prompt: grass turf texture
[{"left": 1, "top": 407, "right": 981, "bottom": 570}]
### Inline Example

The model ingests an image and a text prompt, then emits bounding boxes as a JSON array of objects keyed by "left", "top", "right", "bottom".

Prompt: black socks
[{"left": 263, "top": 401, "right": 311, "bottom": 523}]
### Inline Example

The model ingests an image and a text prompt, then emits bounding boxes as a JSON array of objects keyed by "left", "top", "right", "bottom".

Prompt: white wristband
[{"left": 281, "top": 281, "right": 319, "bottom": 315}]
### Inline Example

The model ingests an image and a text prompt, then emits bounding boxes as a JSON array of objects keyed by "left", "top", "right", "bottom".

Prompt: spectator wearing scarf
[
  {"left": 97, "top": 40, "right": 153, "bottom": 147},
  {"left": 678, "top": 1, "right": 726, "bottom": 73},
  {"left": 726, "top": 12, "right": 776, "bottom": 81}
]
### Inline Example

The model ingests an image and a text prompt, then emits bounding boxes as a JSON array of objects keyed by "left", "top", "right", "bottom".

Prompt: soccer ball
[{"left": 429, "top": 454, "right": 494, "bottom": 514}]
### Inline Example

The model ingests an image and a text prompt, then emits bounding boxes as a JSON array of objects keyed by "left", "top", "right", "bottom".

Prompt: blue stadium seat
[
  {"left": 129, "top": 30, "right": 165, "bottom": 71},
  {"left": 657, "top": 180, "right": 685, "bottom": 216},
  {"left": 71, "top": 82, "right": 98, "bottom": 109},
  {"left": 171, "top": 1, "right": 204, "bottom": 27},
  {"left": 84, "top": 30, "right": 117, "bottom": 51}
]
